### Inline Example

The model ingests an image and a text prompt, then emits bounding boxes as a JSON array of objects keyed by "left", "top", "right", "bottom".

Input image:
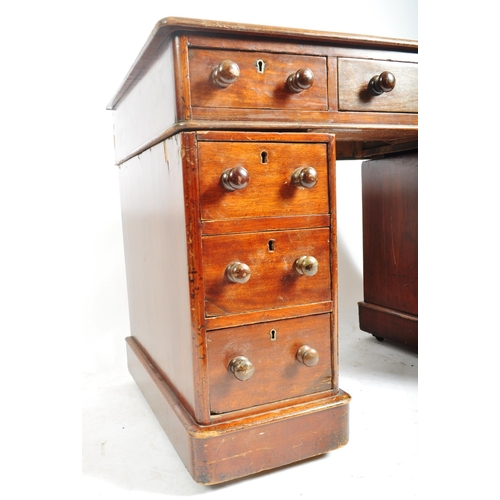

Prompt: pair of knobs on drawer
[
  {"left": 222, "top": 166, "right": 318, "bottom": 191},
  {"left": 226, "top": 256, "right": 318, "bottom": 284},
  {"left": 212, "top": 60, "right": 396, "bottom": 96},
  {"left": 212, "top": 60, "right": 314, "bottom": 93},
  {"left": 229, "top": 345, "right": 319, "bottom": 381}
]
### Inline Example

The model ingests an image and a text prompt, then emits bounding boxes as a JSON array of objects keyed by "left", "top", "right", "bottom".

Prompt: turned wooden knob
[
  {"left": 292, "top": 166, "right": 318, "bottom": 188},
  {"left": 368, "top": 71, "right": 396, "bottom": 95},
  {"left": 296, "top": 345, "right": 319, "bottom": 367},
  {"left": 226, "top": 262, "right": 251, "bottom": 283},
  {"left": 221, "top": 166, "right": 249, "bottom": 191},
  {"left": 212, "top": 59, "right": 240, "bottom": 88},
  {"left": 286, "top": 68, "right": 314, "bottom": 92},
  {"left": 229, "top": 356, "right": 255, "bottom": 381},
  {"left": 294, "top": 256, "right": 319, "bottom": 276}
]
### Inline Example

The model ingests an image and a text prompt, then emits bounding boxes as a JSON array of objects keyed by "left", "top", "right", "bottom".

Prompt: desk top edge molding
[{"left": 107, "top": 16, "right": 418, "bottom": 111}]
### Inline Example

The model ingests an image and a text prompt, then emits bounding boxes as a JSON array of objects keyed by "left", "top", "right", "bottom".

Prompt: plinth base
[{"left": 126, "top": 336, "right": 350, "bottom": 485}]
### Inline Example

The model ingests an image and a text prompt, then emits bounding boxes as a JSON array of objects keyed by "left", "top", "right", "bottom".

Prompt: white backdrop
[
  {"left": 2, "top": 0, "right": 419, "bottom": 497},
  {"left": 84, "top": 0, "right": 418, "bottom": 373},
  {"left": 4, "top": 2, "right": 499, "bottom": 497}
]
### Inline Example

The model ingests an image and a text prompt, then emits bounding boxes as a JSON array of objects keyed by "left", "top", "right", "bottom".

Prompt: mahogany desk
[{"left": 107, "top": 17, "right": 418, "bottom": 484}]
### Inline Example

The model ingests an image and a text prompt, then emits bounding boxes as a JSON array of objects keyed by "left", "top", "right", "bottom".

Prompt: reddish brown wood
[
  {"left": 207, "top": 314, "right": 333, "bottom": 414},
  {"left": 126, "top": 336, "right": 349, "bottom": 485},
  {"left": 198, "top": 141, "right": 329, "bottom": 221},
  {"left": 202, "top": 227, "right": 332, "bottom": 316},
  {"left": 205, "top": 301, "right": 333, "bottom": 331},
  {"left": 189, "top": 48, "right": 327, "bottom": 110},
  {"left": 338, "top": 58, "right": 418, "bottom": 112},
  {"left": 109, "top": 17, "right": 418, "bottom": 485},
  {"left": 358, "top": 151, "right": 418, "bottom": 349},
  {"left": 108, "top": 20, "right": 418, "bottom": 166},
  {"left": 118, "top": 134, "right": 200, "bottom": 418}
]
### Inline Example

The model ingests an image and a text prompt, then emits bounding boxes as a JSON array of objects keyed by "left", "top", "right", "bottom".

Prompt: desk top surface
[{"left": 108, "top": 17, "right": 417, "bottom": 110}]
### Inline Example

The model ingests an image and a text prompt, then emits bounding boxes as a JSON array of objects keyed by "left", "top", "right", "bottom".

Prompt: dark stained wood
[
  {"left": 189, "top": 48, "right": 328, "bottom": 110},
  {"left": 118, "top": 134, "right": 199, "bottom": 419},
  {"left": 207, "top": 314, "right": 333, "bottom": 413},
  {"left": 202, "top": 227, "right": 332, "bottom": 316},
  {"left": 198, "top": 140, "right": 329, "bottom": 221},
  {"left": 205, "top": 301, "right": 333, "bottom": 331},
  {"left": 110, "top": 17, "right": 418, "bottom": 485},
  {"left": 358, "top": 151, "right": 418, "bottom": 349},
  {"left": 108, "top": 21, "right": 417, "bottom": 166},
  {"left": 338, "top": 58, "right": 418, "bottom": 112},
  {"left": 107, "top": 16, "right": 417, "bottom": 112},
  {"left": 126, "top": 336, "right": 350, "bottom": 485}
]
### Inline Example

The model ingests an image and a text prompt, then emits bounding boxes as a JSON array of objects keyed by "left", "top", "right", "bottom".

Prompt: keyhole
[
  {"left": 261, "top": 151, "right": 268, "bottom": 164},
  {"left": 270, "top": 329, "right": 277, "bottom": 341},
  {"left": 268, "top": 239, "right": 275, "bottom": 252},
  {"left": 255, "top": 59, "right": 266, "bottom": 74}
]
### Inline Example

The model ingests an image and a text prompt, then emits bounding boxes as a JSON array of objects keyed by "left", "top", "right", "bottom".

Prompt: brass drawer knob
[
  {"left": 287, "top": 67, "right": 314, "bottom": 92},
  {"left": 212, "top": 59, "right": 240, "bottom": 88},
  {"left": 368, "top": 71, "right": 396, "bottom": 95},
  {"left": 292, "top": 166, "right": 318, "bottom": 188},
  {"left": 221, "top": 166, "right": 249, "bottom": 191},
  {"left": 226, "top": 262, "right": 251, "bottom": 283},
  {"left": 296, "top": 345, "right": 319, "bottom": 367},
  {"left": 229, "top": 356, "right": 255, "bottom": 381},
  {"left": 294, "top": 256, "right": 319, "bottom": 276}
]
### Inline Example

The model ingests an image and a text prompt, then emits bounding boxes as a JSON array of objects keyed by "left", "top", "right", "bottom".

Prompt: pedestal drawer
[
  {"left": 338, "top": 58, "right": 418, "bottom": 113},
  {"left": 198, "top": 140, "right": 329, "bottom": 221},
  {"left": 202, "top": 227, "right": 332, "bottom": 317},
  {"left": 207, "top": 314, "right": 333, "bottom": 414}
]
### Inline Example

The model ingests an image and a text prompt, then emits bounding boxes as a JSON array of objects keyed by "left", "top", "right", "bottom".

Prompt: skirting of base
[
  {"left": 125, "top": 336, "right": 350, "bottom": 485},
  {"left": 358, "top": 301, "right": 418, "bottom": 350}
]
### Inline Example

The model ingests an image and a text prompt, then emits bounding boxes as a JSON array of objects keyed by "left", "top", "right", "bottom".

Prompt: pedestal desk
[{"left": 107, "top": 17, "right": 418, "bottom": 484}]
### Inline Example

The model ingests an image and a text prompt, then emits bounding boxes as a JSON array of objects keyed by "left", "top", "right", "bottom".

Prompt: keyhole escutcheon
[{"left": 255, "top": 59, "right": 266, "bottom": 74}]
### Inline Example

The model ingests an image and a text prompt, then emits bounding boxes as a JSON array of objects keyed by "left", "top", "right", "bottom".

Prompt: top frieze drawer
[
  {"left": 338, "top": 58, "right": 418, "bottom": 113},
  {"left": 189, "top": 49, "right": 328, "bottom": 111}
]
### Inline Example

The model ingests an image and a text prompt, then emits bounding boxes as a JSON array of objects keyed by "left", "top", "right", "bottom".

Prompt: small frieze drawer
[
  {"left": 338, "top": 58, "right": 418, "bottom": 113},
  {"left": 189, "top": 48, "right": 328, "bottom": 111}
]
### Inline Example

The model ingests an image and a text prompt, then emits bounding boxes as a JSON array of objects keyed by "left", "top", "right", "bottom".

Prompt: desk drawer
[
  {"left": 207, "top": 314, "right": 333, "bottom": 414},
  {"left": 203, "top": 227, "right": 332, "bottom": 317},
  {"left": 189, "top": 48, "right": 328, "bottom": 111},
  {"left": 338, "top": 58, "right": 418, "bottom": 113},
  {"left": 198, "top": 140, "right": 329, "bottom": 221}
]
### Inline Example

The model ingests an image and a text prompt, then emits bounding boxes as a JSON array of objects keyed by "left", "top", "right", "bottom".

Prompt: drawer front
[
  {"left": 207, "top": 314, "right": 333, "bottom": 414},
  {"left": 203, "top": 228, "right": 332, "bottom": 317},
  {"left": 198, "top": 141, "right": 329, "bottom": 221},
  {"left": 338, "top": 58, "right": 418, "bottom": 113},
  {"left": 189, "top": 48, "right": 328, "bottom": 110}
]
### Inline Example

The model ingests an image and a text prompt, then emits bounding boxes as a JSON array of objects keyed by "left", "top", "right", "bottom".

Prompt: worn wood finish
[
  {"left": 338, "top": 58, "right": 418, "bottom": 112},
  {"left": 116, "top": 128, "right": 345, "bottom": 482},
  {"left": 126, "top": 336, "right": 349, "bottom": 485},
  {"left": 203, "top": 227, "right": 332, "bottom": 316},
  {"left": 108, "top": 18, "right": 417, "bottom": 165},
  {"left": 118, "top": 134, "right": 199, "bottom": 418},
  {"left": 198, "top": 141, "right": 329, "bottom": 221},
  {"left": 207, "top": 314, "right": 333, "bottom": 414},
  {"left": 110, "top": 18, "right": 418, "bottom": 484},
  {"left": 358, "top": 152, "right": 418, "bottom": 349},
  {"left": 189, "top": 49, "right": 328, "bottom": 110}
]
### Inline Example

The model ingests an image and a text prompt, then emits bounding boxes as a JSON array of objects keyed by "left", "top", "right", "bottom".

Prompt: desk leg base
[
  {"left": 126, "top": 336, "right": 350, "bottom": 485},
  {"left": 358, "top": 301, "right": 418, "bottom": 350}
]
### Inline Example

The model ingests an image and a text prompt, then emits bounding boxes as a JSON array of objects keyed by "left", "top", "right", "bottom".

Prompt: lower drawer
[{"left": 207, "top": 314, "right": 333, "bottom": 414}]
